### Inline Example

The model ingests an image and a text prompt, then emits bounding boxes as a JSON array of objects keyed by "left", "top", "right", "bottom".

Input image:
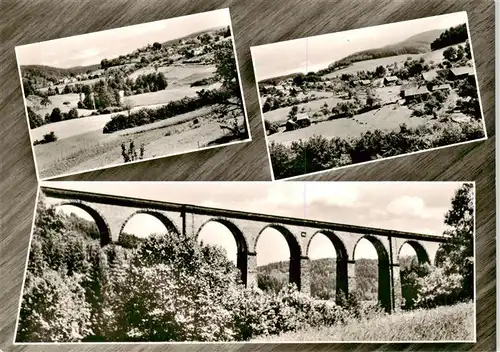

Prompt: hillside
[
  {"left": 321, "top": 29, "right": 444, "bottom": 73},
  {"left": 21, "top": 64, "right": 101, "bottom": 81},
  {"left": 257, "top": 256, "right": 417, "bottom": 300},
  {"left": 161, "top": 26, "right": 228, "bottom": 46}
]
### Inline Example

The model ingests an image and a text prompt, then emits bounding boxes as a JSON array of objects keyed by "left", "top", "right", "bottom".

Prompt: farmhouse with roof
[
  {"left": 449, "top": 66, "right": 475, "bottom": 80},
  {"left": 422, "top": 70, "right": 439, "bottom": 82},
  {"left": 431, "top": 83, "right": 451, "bottom": 92},
  {"left": 383, "top": 76, "right": 398, "bottom": 86},
  {"left": 403, "top": 86, "right": 430, "bottom": 104}
]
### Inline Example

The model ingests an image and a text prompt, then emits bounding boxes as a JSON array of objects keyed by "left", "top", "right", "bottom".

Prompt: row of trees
[
  {"left": 27, "top": 106, "right": 79, "bottom": 129},
  {"left": 269, "top": 120, "right": 485, "bottom": 180},
  {"left": 431, "top": 23, "right": 468, "bottom": 50}
]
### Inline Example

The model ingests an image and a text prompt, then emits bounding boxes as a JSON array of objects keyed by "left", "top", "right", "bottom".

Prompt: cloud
[
  {"left": 385, "top": 196, "right": 446, "bottom": 220},
  {"left": 305, "top": 183, "right": 361, "bottom": 207},
  {"left": 386, "top": 196, "right": 427, "bottom": 217},
  {"left": 76, "top": 48, "right": 101, "bottom": 59}
]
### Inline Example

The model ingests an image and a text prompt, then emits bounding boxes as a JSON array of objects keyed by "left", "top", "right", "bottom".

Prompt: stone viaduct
[{"left": 41, "top": 186, "right": 448, "bottom": 313}]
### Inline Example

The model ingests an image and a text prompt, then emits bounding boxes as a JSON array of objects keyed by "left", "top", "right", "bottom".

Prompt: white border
[
  {"left": 15, "top": 8, "right": 252, "bottom": 182},
  {"left": 250, "top": 11, "right": 489, "bottom": 181},
  {"left": 13, "top": 181, "right": 477, "bottom": 344},
  {"left": 12, "top": 185, "right": 41, "bottom": 344}
]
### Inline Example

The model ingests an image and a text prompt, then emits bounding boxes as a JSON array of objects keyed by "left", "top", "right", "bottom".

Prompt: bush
[
  {"left": 103, "top": 89, "right": 227, "bottom": 133},
  {"left": 33, "top": 131, "right": 58, "bottom": 145},
  {"left": 264, "top": 119, "right": 280, "bottom": 135},
  {"left": 121, "top": 141, "right": 144, "bottom": 163},
  {"left": 269, "top": 120, "right": 485, "bottom": 179},
  {"left": 27, "top": 106, "right": 44, "bottom": 129},
  {"left": 65, "top": 107, "right": 79, "bottom": 120},
  {"left": 190, "top": 76, "right": 217, "bottom": 87}
]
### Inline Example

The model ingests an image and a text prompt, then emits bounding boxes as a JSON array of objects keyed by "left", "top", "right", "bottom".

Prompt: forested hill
[
  {"left": 257, "top": 256, "right": 417, "bottom": 300},
  {"left": 160, "top": 26, "right": 228, "bottom": 46},
  {"left": 319, "top": 29, "right": 444, "bottom": 74},
  {"left": 21, "top": 64, "right": 101, "bottom": 81}
]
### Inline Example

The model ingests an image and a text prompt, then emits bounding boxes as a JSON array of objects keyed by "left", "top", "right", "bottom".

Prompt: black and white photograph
[
  {"left": 15, "top": 181, "right": 475, "bottom": 343},
  {"left": 16, "top": 8, "right": 250, "bottom": 180},
  {"left": 251, "top": 12, "right": 487, "bottom": 180}
]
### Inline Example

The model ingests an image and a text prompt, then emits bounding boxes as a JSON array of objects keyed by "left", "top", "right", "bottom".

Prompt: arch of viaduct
[{"left": 41, "top": 186, "right": 448, "bottom": 313}]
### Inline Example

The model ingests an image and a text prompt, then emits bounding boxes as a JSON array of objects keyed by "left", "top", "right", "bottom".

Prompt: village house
[
  {"left": 431, "top": 83, "right": 452, "bottom": 92},
  {"left": 383, "top": 76, "right": 398, "bottom": 86},
  {"left": 403, "top": 86, "right": 430, "bottom": 104},
  {"left": 422, "top": 69, "right": 439, "bottom": 82},
  {"left": 192, "top": 49, "right": 203, "bottom": 56},
  {"left": 275, "top": 85, "right": 286, "bottom": 93},
  {"left": 449, "top": 66, "right": 475, "bottom": 80},
  {"left": 358, "top": 79, "right": 371, "bottom": 86}
]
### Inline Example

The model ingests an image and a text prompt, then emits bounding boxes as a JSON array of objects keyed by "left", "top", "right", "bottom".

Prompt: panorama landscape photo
[
  {"left": 16, "top": 8, "right": 250, "bottom": 180},
  {"left": 15, "top": 181, "right": 475, "bottom": 343},
  {"left": 251, "top": 12, "right": 487, "bottom": 180}
]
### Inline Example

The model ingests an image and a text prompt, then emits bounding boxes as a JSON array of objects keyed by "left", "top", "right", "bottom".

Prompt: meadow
[
  {"left": 253, "top": 302, "right": 474, "bottom": 342},
  {"left": 267, "top": 105, "right": 429, "bottom": 145},
  {"left": 33, "top": 107, "right": 244, "bottom": 178}
]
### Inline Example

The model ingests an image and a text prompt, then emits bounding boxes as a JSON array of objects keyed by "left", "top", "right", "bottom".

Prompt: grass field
[
  {"left": 262, "top": 95, "right": 350, "bottom": 124},
  {"left": 26, "top": 93, "right": 92, "bottom": 119},
  {"left": 32, "top": 107, "right": 242, "bottom": 178},
  {"left": 252, "top": 302, "right": 474, "bottom": 342},
  {"left": 125, "top": 82, "right": 221, "bottom": 107},
  {"left": 266, "top": 104, "right": 430, "bottom": 145},
  {"left": 127, "top": 64, "right": 216, "bottom": 85}
]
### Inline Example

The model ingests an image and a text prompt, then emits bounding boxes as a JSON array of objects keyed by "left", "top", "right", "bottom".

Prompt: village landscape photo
[
  {"left": 16, "top": 8, "right": 250, "bottom": 180},
  {"left": 15, "top": 181, "right": 475, "bottom": 343},
  {"left": 251, "top": 12, "right": 487, "bottom": 180}
]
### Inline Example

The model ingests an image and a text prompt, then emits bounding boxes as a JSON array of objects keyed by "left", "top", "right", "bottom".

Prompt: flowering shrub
[{"left": 413, "top": 265, "right": 463, "bottom": 309}]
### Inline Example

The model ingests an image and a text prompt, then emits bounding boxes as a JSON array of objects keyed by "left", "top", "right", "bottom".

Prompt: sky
[
  {"left": 16, "top": 9, "right": 230, "bottom": 68},
  {"left": 41, "top": 181, "right": 465, "bottom": 265},
  {"left": 251, "top": 11, "right": 468, "bottom": 81}
]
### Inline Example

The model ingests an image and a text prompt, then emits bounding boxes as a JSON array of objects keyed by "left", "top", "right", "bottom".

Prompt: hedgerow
[{"left": 269, "top": 120, "right": 485, "bottom": 179}]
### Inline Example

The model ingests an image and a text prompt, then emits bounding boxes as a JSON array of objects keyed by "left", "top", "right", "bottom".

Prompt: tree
[
  {"left": 101, "top": 58, "right": 110, "bottom": 69},
  {"left": 375, "top": 65, "right": 386, "bottom": 77},
  {"left": 22, "top": 78, "right": 37, "bottom": 97},
  {"left": 16, "top": 270, "right": 92, "bottom": 342},
  {"left": 443, "top": 47, "right": 458, "bottom": 62},
  {"left": 293, "top": 73, "right": 305, "bottom": 86},
  {"left": 66, "top": 107, "right": 79, "bottom": 120},
  {"left": 438, "top": 183, "right": 474, "bottom": 299},
  {"left": 287, "top": 105, "right": 298, "bottom": 120},
  {"left": 48, "top": 107, "right": 62, "bottom": 123},
  {"left": 27, "top": 107, "right": 44, "bottom": 129},
  {"left": 152, "top": 42, "right": 162, "bottom": 50},
  {"left": 40, "top": 96, "right": 52, "bottom": 107},
  {"left": 211, "top": 39, "right": 247, "bottom": 137}
]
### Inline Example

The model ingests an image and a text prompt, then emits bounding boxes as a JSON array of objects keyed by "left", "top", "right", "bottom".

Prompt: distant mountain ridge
[
  {"left": 20, "top": 64, "right": 102, "bottom": 80},
  {"left": 257, "top": 256, "right": 416, "bottom": 300},
  {"left": 322, "top": 29, "right": 445, "bottom": 72}
]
